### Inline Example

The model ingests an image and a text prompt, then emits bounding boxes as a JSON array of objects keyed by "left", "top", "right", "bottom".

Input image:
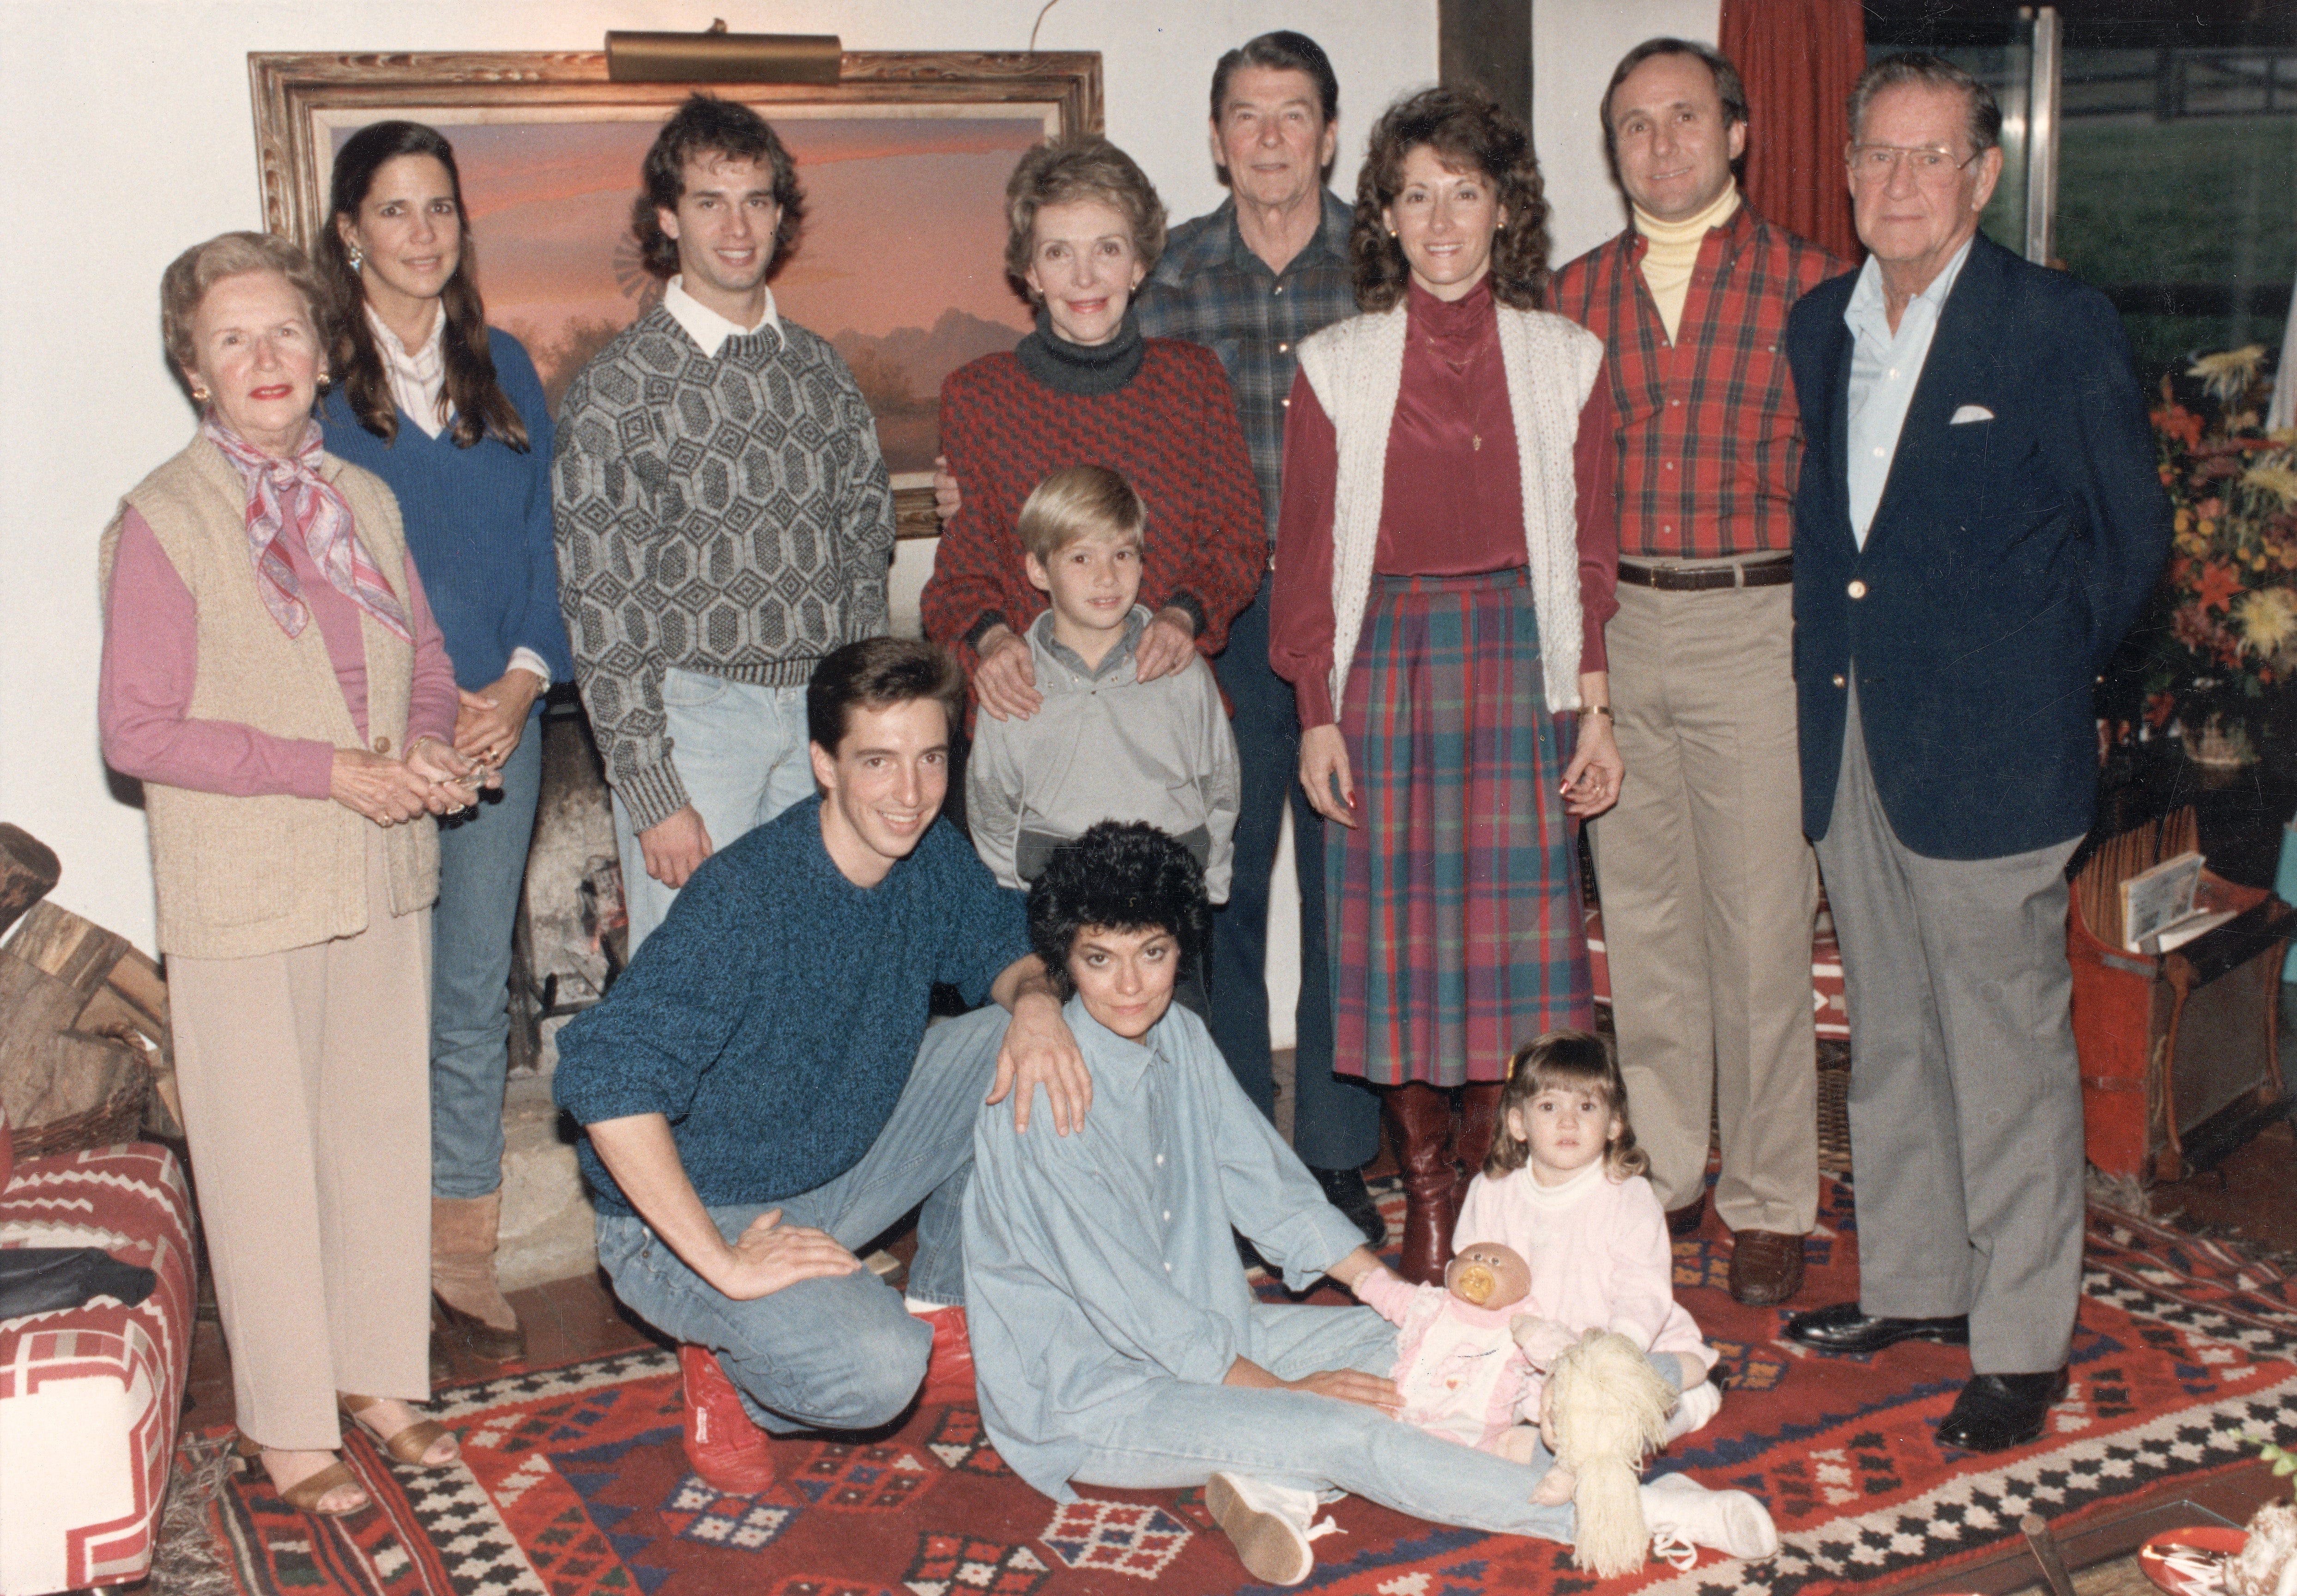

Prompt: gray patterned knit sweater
[{"left": 553, "top": 305, "right": 895, "bottom": 831}]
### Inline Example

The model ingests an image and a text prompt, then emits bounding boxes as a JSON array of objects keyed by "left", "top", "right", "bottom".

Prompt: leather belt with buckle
[{"left": 1617, "top": 555, "right": 1793, "bottom": 592}]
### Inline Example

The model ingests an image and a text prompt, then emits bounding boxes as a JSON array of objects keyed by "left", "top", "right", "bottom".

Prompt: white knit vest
[{"left": 1294, "top": 301, "right": 1605, "bottom": 718}]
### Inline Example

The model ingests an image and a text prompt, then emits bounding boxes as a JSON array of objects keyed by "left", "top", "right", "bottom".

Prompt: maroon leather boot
[{"left": 1385, "top": 1082, "right": 1458, "bottom": 1286}]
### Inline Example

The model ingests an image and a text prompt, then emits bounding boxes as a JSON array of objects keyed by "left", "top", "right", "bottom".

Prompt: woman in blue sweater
[{"left": 318, "top": 120, "right": 574, "bottom": 1365}]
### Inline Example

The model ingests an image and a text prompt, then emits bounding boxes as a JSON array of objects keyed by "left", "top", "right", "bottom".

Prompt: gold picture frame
[{"left": 248, "top": 49, "right": 1104, "bottom": 537}]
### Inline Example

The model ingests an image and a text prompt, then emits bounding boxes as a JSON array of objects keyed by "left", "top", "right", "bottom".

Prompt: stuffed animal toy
[{"left": 1519, "top": 1325, "right": 1678, "bottom": 1577}]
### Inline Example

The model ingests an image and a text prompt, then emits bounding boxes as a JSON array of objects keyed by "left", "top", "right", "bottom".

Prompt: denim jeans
[
  {"left": 1070, "top": 1300, "right": 1576, "bottom": 1541},
  {"left": 1209, "top": 578, "right": 1379, "bottom": 1170},
  {"left": 612, "top": 671, "right": 817, "bottom": 954},
  {"left": 592, "top": 1007, "right": 1007, "bottom": 1433},
  {"left": 430, "top": 726, "right": 543, "bottom": 1198}
]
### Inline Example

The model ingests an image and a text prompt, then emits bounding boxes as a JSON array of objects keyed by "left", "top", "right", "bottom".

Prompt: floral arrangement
[{"left": 2126, "top": 346, "right": 2297, "bottom": 765}]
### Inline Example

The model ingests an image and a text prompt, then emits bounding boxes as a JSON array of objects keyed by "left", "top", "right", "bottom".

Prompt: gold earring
[{"left": 191, "top": 384, "right": 210, "bottom": 402}]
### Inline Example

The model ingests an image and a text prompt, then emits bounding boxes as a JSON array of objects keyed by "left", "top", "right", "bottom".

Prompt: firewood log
[{"left": 0, "top": 825, "right": 60, "bottom": 939}]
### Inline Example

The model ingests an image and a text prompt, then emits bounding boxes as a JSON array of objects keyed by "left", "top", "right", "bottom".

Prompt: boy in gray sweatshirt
[{"left": 965, "top": 466, "right": 1239, "bottom": 919}]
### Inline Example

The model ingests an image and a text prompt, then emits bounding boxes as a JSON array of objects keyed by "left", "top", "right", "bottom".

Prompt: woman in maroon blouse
[{"left": 1269, "top": 86, "right": 1623, "bottom": 1284}]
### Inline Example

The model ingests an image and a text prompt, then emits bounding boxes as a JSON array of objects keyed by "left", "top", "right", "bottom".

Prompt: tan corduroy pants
[
  {"left": 168, "top": 834, "right": 433, "bottom": 1449},
  {"left": 1590, "top": 576, "right": 1819, "bottom": 1236}
]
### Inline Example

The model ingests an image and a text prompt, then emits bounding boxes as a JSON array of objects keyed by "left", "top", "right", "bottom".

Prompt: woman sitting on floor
[{"left": 960, "top": 822, "right": 1775, "bottom": 1588}]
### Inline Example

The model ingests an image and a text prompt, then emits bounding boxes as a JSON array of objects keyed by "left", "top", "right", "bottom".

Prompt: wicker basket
[{"left": 9, "top": 1070, "right": 151, "bottom": 1161}]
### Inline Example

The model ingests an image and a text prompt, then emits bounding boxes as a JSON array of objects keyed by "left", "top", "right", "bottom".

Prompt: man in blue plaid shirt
[
  {"left": 1136, "top": 31, "right": 1380, "bottom": 1242},
  {"left": 934, "top": 31, "right": 1381, "bottom": 1241}
]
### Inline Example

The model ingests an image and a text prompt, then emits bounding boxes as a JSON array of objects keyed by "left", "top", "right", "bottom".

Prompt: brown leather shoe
[
  {"left": 1665, "top": 1191, "right": 1708, "bottom": 1239},
  {"left": 1727, "top": 1229, "right": 1805, "bottom": 1306}
]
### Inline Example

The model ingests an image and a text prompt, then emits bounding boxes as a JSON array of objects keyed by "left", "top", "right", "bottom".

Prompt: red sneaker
[
  {"left": 677, "top": 1343, "right": 776, "bottom": 1494},
  {"left": 918, "top": 1305, "right": 976, "bottom": 1405}
]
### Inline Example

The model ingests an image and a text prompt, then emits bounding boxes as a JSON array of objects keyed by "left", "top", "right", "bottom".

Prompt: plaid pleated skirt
[{"left": 1326, "top": 567, "right": 1593, "bottom": 1087}]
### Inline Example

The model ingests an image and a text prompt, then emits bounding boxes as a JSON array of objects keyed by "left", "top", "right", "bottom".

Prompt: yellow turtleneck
[{"left": 1633, "top": 182, "right": 1740, "bottom": 343}]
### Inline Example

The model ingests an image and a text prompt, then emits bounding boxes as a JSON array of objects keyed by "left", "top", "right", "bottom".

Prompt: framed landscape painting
[{"left": 249, "top": 50, "right": 1103, "bottom": 535}]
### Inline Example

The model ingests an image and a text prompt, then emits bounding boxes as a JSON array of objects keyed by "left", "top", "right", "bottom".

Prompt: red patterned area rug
[{"left": 169, "top": 1181, "right": 2297, "bottom": 1596}]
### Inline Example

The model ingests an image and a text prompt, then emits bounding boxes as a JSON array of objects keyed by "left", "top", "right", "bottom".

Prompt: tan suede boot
[{"left": 432, "top": 1192, "right": 526, "bottom": 1363}]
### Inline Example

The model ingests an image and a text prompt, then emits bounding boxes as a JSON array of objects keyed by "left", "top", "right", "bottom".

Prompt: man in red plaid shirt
[{"left": 1549, "top": 38, "right": 1842, "bottom": 1308}]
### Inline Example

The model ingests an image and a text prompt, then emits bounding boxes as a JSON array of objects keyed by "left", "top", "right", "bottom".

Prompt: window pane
[{"left": 2057, "top": 50, "right": 2297, "bottom": 386}]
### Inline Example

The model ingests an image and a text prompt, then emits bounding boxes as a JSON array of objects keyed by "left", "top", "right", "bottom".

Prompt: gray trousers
[
  {"left": 1591, "top": 577, "right": 1819, "bottom": 1233},
  {"left": 1813, "top": 687, "right": 2085, "bottom": 1374}
]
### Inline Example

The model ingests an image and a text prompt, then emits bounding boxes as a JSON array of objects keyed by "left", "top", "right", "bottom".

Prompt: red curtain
[{"left": 1719, "top": 0, "right": 1866, "bottom": 263}]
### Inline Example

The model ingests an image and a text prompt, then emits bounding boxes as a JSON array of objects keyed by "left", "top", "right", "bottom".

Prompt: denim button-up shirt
[{"left": 961, "top": 995, "right": 1368, "bottom": 1500}]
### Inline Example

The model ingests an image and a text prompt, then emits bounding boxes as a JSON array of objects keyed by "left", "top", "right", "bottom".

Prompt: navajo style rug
[{"left": 168, "top": 1182, "right": 2297, "bottom": 1596}]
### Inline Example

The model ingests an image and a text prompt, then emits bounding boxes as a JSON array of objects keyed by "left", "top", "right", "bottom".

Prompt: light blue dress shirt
[
  {"left": 1844, "top": 236, "right": 1976, "bottom": 546},
  {"left": 961, "top": 995, "right": 1369, "bottom": 1501}
]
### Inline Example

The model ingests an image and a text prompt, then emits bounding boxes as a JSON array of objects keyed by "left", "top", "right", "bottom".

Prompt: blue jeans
[
  {"left": 431, "top": 725, "right": 543, "bottom": 1198},
  {"left": 1210, "top": 578, "right": 1379, "bottom": 1170},
  {"left": 593, "top": 1007, "right": 1006, "bottom": 1433},
  {"left": 612, "top": 671, "right": 817, "bottom": 954},
  {"left": 1072, "top": 1301, "right": 1576, "bottom": 1541}
]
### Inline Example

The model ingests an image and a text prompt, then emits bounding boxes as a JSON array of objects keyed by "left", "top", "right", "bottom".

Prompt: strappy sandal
[
  {"left": 339, "top": 1393, "right": 460, "bottom": 1469},
  {"left": 234, "top": 1433, "right": 369, "bottom": 1516}
]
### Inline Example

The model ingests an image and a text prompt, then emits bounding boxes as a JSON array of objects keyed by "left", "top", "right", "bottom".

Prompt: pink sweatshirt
[
  {"left": 1454, "top": 1163, "right": 1714, "bottom": 1378},
  {"left": 1356, "top": 1270, "right": 1533, "bottom": 1452},
  {"left": 100, "top": 507, "right": 459, "bottom": 798}
]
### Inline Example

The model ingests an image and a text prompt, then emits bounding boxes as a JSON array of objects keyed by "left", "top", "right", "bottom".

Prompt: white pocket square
[{"left": 1950, "top": 404, "right": 1995, "bottom": 424}]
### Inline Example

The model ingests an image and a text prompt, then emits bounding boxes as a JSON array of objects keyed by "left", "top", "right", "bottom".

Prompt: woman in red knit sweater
[{"left": 921, "top": 138, "right": 1264, "bottom": 722}]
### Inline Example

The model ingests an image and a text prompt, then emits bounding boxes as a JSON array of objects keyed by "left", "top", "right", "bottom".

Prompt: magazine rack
[{"left": 2069, "top": 871, "right": 2292, "bottom": 1182}]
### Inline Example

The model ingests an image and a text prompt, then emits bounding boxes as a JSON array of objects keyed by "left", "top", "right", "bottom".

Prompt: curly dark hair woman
[
  {"left": 1349, "top": 84, "right": 1553, "bottom": 312},
  {"left": 1026, "top": 821, "right": 1211, "bottom": 999}
]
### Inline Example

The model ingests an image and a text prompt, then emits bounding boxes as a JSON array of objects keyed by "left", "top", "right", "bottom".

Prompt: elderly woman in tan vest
[{"left": 98, "top": 232, "right": 495, "bottom": 1517}]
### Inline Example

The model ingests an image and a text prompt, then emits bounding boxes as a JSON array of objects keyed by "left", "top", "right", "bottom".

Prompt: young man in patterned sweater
[{"left": 556, "top": 95, "right": 895, "bottom": 951}]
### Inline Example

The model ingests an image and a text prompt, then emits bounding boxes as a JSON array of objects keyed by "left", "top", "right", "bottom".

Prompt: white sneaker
[
  {"left": 1206, "top": 1472, "right": 1320, "bottom": 1585},
  {"left": 1640, "top": 1473, "right": 1779, "bottom": 1561},
  {"left": 1663, "top": 1379, "right": 1724, "bottom": 1443}
]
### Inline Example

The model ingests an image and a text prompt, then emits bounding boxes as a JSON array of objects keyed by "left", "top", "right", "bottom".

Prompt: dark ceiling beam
[{"left": 1439, "top": 0, "right": 1533, "bottom": 128}]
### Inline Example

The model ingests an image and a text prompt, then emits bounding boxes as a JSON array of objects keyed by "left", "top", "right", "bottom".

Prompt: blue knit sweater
[
  {"left": 320, "top": 327, "right": 574, "bottom": 697},
  {"left": 553, "top": 797, "right": 1030, "bottom": 1215}
]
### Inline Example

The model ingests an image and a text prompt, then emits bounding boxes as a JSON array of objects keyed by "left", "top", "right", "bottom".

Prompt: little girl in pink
[{"left": 1453, "top": 1030, "right": 1723, "bottom": 1441}]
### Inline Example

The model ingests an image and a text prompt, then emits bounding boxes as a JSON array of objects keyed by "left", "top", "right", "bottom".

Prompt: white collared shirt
[
  {"left": 1844, "top": 234, "right": 1976, "bottom": 547},
  {"left": 661, "top": 275, "right": 781, "bottom": 359},
  {"left": 369, "top": 302, "right": 451, "bottom": 440},
  {"left": 362, "top": 303, "right": 551, "bottom": 690}
]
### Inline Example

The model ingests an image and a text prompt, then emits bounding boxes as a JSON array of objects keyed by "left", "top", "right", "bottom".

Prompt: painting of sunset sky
[{"left": 332, "top": 106, "right": 1047, "bottom": 476}]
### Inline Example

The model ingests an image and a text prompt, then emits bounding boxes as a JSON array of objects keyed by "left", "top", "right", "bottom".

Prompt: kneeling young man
[
  {"left": 962, "top": 822, "right": 1776, "bottom": 1586},
  {"left": 555, "top": 639, "right": 1091, "bottom": 1493}
]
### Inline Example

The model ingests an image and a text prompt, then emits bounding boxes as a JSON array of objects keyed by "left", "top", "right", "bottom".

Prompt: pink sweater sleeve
[
  {"left": 1354, "top": 1267, "right": 1428, "bottom": 1328},
  {"left": 100, "top": 509, "right": 336, "bottom": 799},
  {"left": 1602, "top": 1177, "right": 1686, "bottom": 1353},
  {"left": 100, "top": 508, "right": 460, "bottom": 797}
]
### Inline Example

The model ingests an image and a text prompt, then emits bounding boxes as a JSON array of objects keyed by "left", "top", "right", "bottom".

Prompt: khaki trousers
[
  {"left": 169, "top": 834, "right": 433, "bottom": 1449},
  {"left": 1590, "top": 577, "right": 1818, "bottom": 1234}
]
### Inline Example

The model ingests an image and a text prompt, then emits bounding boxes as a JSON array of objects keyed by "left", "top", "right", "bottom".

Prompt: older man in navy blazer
[{"left": 1780, "top": 54, "right": 2170, "bottom": 1452}]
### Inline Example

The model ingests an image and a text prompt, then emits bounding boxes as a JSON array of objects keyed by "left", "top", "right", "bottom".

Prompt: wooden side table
[{"left": 2070, "top": 873, "right": 2293, "bottom": 1183}]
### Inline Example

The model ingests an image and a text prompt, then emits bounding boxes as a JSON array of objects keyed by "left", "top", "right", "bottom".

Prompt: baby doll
[{"left": 1354, "top": 1239, "right": 1542, "bottom": 1455}]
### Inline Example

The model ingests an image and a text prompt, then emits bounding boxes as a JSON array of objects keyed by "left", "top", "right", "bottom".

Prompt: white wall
[
  {"left": 0, "top": 0, "right": 1437, "bottom": 953},
  {"left": 1535, "top": 0, "right": 1721, "bottom": 265}
]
